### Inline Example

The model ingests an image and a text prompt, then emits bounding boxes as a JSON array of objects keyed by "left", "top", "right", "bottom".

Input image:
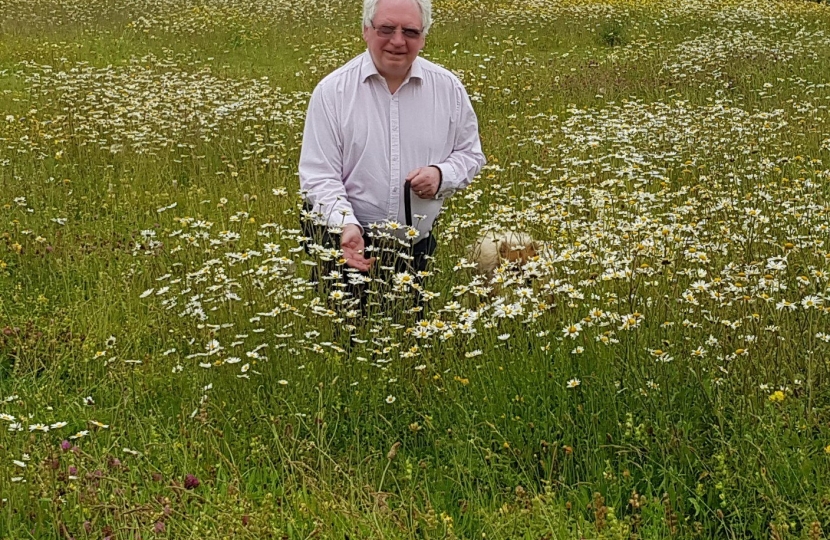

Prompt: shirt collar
[{"left": 360, "top": 51, "right": 424, "bottom": 84}]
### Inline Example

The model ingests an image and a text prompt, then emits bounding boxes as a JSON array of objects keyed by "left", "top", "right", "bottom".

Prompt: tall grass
[{"left": 2, "top": 0, "right": 830, "bottom": 538}]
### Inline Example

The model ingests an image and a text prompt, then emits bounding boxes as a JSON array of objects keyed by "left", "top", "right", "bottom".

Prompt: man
[{"left": 299, "top": 0, "right": 485, "bottom": 308}]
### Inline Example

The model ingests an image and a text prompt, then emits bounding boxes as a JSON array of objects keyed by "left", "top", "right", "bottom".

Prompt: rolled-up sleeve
[
  {"left": 298, "top": 84, "right": 362, "bottom": 229},
  {"left": 434, "top": 82, "right": 486, "bottom": 200}
]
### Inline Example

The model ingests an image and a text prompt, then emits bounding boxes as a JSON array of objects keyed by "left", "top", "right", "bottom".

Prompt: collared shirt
[{"left": 299, "top": 51, "right": 486, "bottom": 241}]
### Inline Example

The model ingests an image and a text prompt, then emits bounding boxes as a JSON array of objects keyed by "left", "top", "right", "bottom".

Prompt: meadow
[{"left": 2, "top": 0, "right": 830, "bottom": 537}]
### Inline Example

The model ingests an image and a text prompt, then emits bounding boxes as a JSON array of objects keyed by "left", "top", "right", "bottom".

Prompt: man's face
[{"left": 363, "top": 0, "right": 425, "bottom": 81}]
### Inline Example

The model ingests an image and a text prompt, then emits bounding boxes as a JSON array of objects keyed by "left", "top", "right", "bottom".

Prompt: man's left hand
[{"left": 406, "top": 166, "right": 441, "bottom": 199}]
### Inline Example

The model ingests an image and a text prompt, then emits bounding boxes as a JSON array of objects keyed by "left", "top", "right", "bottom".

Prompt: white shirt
[{"left": 299, "top": 51, "right": 486, "bottom": 240}]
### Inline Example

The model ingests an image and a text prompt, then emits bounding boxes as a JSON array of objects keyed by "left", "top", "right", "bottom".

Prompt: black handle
[{"left": 403, "top": 180, "right": 412, "bottom": 227}]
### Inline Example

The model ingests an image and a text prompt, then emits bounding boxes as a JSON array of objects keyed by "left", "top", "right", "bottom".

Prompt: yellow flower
[{"left": 769, "top": 391, "right": 785, "bottom": 403}]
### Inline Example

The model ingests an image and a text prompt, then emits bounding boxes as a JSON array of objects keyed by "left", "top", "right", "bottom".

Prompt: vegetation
[{"left": 1, "top": 0, "right": 830, "bottom": 537}]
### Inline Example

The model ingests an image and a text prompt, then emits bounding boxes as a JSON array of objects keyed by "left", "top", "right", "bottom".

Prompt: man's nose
[{"left": 389, "top": 30, "right": 406, "bottom": 46}]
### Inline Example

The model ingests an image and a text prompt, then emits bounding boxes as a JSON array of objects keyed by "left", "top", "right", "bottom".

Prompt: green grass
[{"left": 2, "top": 0, "right": 830, "bottom": 538}]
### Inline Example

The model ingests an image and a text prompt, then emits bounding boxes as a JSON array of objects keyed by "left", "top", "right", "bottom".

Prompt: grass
[{"left": 2, "top": 0, "right": 830, "bottom": 538}]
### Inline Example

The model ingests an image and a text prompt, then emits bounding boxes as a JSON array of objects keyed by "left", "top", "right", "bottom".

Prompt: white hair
[{"left": 362, "top": 0, "right": 432, "bottom": 35}]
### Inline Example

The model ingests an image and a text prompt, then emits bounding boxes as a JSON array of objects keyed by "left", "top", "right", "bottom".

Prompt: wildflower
[
  {"left": 801, "top": 295, "right": 823, "bottom": 309},
  {"left": 205, "top": 339, "right": 222, "bottom": 354},
  {"left": 184, "top": 474, "right": 200, "bottom": 489},
  {"left": 691, "top": 346, "right": 706, "bottom": 358},
  {"left": 769, "top": 391, "right": 785, "bottom": 403},
  {"left": 385, "top": 395, "right": 396, "bottom": 404},
  {"left": 562, "top": 323, "right": 582, "bottom": 339},
  {"left": 775, "top": 299, "right": 796, "bottom": 311},
  {"left": 566, "top": 378, "right": 581, "bottom": 388}
]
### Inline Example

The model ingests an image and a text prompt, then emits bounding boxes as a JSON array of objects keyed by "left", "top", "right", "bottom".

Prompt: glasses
[{"left": 372, "top": 23, "right": 423, "bottom": 39}]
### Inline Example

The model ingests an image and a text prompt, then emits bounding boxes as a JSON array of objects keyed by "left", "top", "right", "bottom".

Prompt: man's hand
[
  {"left": 341, "top": 224, "right": 374, "bottom": 271},
  {"left": 406, "top": 166, "right": 441, "bottom": 199}
]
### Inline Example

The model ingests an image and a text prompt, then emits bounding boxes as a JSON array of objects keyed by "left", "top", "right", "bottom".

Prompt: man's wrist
[
  {"left": 342, "top": 223, "right": 362, "bottom": 235},
  {"left": 428, "top": 165, "right": 443, "bottom": 198}
]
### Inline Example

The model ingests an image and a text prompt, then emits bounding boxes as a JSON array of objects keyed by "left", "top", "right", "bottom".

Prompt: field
[{"left": 2, "top": 0, "right": 830, "bottom": 537}]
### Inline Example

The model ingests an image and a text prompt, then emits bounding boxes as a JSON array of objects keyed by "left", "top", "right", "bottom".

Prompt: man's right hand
[{"left": 341, "top": 224, "right": 375, "bottom": 272}]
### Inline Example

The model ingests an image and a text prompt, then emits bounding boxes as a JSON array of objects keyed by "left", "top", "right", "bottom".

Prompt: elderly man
[{"left": 299, "top": 0, "right": 485, "bottom": 309}]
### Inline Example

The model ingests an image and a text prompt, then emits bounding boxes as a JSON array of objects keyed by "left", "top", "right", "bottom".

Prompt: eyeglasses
[{"left": 372, "top": 23, "right": 423, "bottom": 39}]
